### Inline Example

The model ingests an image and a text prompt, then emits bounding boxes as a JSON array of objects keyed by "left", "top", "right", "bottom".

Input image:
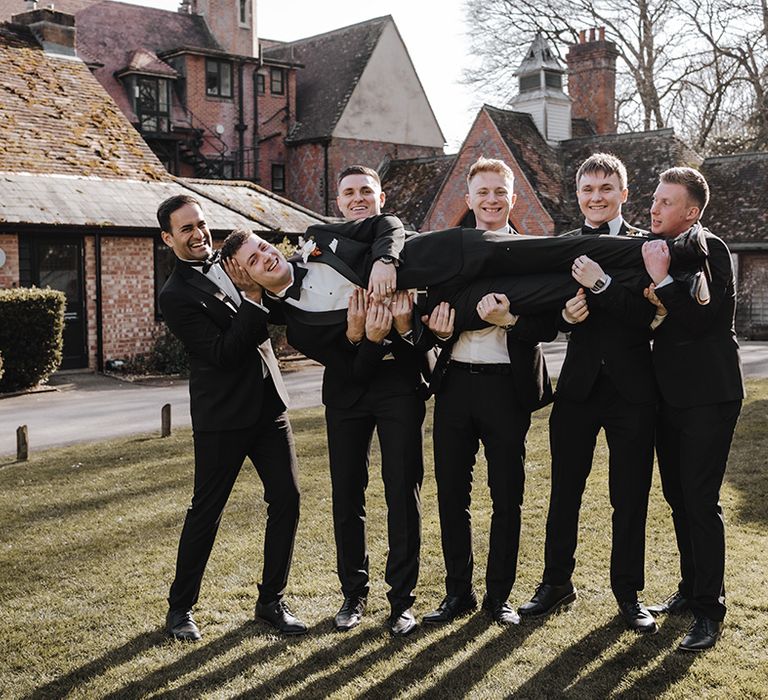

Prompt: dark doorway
[{"left": 26, "top": 237, "right": 88, "bottom": 369}]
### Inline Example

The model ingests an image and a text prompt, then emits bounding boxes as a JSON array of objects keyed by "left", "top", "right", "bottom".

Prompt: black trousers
[
  {"left": 655, "top": 399, "right": 741, "bottom": 621},
  {"left": 325, "top": 388, "right": 425, "bottom": 611},
  {"left": 168, "top": 380, "right": 300, "bottom": 610},
  {"left": 433, "top": 367, "right": 530, "bottom": 601},
  {"left": 544, "top": 373, "right": 656, "bottom": 601}
]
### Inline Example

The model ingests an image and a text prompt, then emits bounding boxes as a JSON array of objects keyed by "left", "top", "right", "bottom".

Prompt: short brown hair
[
  {"left": 337, "top": 165, "right": 381, "bottom": 187},
  {"left": 157, "top": 194, "right": 200, "bottom": 232},
  {"left": 220, "top": 228, "right": 253, "bottom": 261},
  {"left": 467, "top": 157, "right": 514, "bottom": 187},
  {"left": 659, "top": 167, "right": 710, "bottom": 214},
  {"left": 576, "top": 153, "right": 627, "bottom": 190}
]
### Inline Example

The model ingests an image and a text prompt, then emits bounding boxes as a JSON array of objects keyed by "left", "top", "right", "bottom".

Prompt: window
[
  {"left": 270, "top": 67, "right": 284, "bottom": 95},
  {"left": 206, "top": 59, "right": 233, "bottom": 98},
  {"left": 271, "top": 164, "right": 285, "bottom": 192},
  {"left": 238, "top": 0, "right": 249, "bottom": 26},
  {"left": 519, "top": 74, "right": 539, "bottom": 92},
  {"left": 136, "top": 77, "right": 171, "bottom": 132},
  {"left": 545, "top": 70, "right": 562, "bottom": 89},
  {"left": 256, "top": 72, "right": 265, "bottom": 95}
]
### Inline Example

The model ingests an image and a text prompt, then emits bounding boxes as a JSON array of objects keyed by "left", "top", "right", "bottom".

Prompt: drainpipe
[
  {"left": 253, "top": 64, "right": 260, "bottom": 183},
  {"left": 94, "top": 233, "right": 104, "bottom": 372},
  {"left": 323, "top": 140, "right": 330, "bottom": 216},
  {"left": 236, "top": 60, "right": 245, "bottom": 178}
]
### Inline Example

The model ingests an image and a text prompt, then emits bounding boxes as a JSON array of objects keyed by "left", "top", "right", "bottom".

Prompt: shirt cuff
[{"left": 655, "top": 275, "right": 674, "bottom": 289}]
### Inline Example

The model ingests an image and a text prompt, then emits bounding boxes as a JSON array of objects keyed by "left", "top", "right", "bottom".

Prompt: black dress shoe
[
  {"left": 647, "top": 591, "right": 690, "bottom": 616},
  {"left": 387, "top": 608, "right": 417, "bottom": 637},
  {"left": 422, "top": 591, "right": 478, "bottom": 624},
  {"left": 334, "top": 595, "right": 366, "bottom": 632},
  {"left": 482, "top": 595, "right": 520, "bottom": 626},
  {"left": 255, "top": 599, "right": 308, "bottom": 635},
  {"left": 618, "top": 600, "right": 658, "bottom": 634},
  {"left": 679, "top": 616, "right": 722, "bottom": 651},
  {"left": 518, "top": 582, "right": 577, "bottom": 618},
  {"left": 166, "top": 608, "right": 202, "bottom": 641}
]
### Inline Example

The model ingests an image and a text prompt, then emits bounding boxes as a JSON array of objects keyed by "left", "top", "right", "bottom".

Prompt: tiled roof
[
  {"left": 0, "top": 0, "right": 99, "bottom": 21},
  {"left": 380, "top": 154, "right": 456, "bottom": 230},
  {"left": 702, "top": 152, "right": 768, "bottom": 245},
  {"left": 483, "top": 105, "right": 569, "bottom": 227},
  {"left": 263, "top": 16, "right": 389, "bottom": 142},
  {"left": 0, "top": 173, "right": 253, "bottom": 231},
  {"left": 119, "top": 48, "right": 179, "bottom": 78},
  {"left": 560, "top": 128, "right": 702, "bottom": 229},
  {"left": 180, "top": 179, "right": 329, "bottom": 233},
  {"left": 0, "top": 22, "right": 168, "bottom": 180}
]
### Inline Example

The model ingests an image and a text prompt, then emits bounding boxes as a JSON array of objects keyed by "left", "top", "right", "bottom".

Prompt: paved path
[{"left": 2, "top": 341, "right": 768, "bottom": 458}]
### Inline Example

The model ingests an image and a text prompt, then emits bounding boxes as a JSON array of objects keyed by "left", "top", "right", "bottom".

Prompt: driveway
[{"left": 2, "top": 341, "right": 768, "bottom": 457}]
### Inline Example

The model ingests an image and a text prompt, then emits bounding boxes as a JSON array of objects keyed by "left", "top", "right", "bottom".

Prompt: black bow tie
[
  {"left": 283, "top": 262, "right": 308, "bottom": 300},
  {"left": 182, "top": 249, "right": 221, "bottom": 273},
  {"left": 582, "top": 222, "right": 611, "bottom": 236}
]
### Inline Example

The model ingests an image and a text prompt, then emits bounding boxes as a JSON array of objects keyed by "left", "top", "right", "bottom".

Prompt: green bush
[
  {"left": 0, "top": 287, "right": 65, "bottom": 392},
  {"left": 113, "top": 324, "right": 190, "bottom": 377}
]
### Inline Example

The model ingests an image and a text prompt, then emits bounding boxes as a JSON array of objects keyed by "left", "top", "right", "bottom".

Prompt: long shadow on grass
[
  {"left": 100, "top": 619, "right": 311, "bottom": 699},
  {"left": 723, "top": 398, "right": 768, "bottom": 526},
  {"left": 22, "top": 629, "right": 169, "bottom": 699},
  {"left": 151, "top": 620, "right": 380, "bottom": 699}
]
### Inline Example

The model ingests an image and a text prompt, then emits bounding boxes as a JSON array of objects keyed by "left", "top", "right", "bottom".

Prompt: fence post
[
  {"left": 161, "top": 404, "right": 171, "bottom": 438},
  {"left": 17, "top": 425, "right": 28, "bottom": 461}
]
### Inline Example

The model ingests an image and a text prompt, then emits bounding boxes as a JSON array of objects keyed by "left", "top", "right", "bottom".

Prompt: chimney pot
[
  {"left": 599, "top": 27, "right": 606, "bottom": 41},
  {"left": 589, "top": 27, "right": 596, "bottom": 41},
  {"left": 579, "top": 29, "right": 586, "bottom": 44}
]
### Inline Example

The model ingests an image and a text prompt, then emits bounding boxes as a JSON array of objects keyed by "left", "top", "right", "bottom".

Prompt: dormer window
[{"left": 135, "top": 77, "right": 171, "bottom": 132}]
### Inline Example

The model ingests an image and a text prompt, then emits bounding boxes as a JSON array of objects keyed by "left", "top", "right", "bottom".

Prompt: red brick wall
[
  {"left": 253, "top": 67, "right": 296, "bottom": 189},
  {"left": 287, "top": 137, "right": 441, "bottom": 216},
  {"left": 84, "top": 236, "right": 98, "bottom": 369},
  {"left": 423, "top": 110, "right": 555, "bottom": 235},
  {"left": 0, "top": 234, "right": 19, "bottom": 289},
  {"left": 99, "top": 237, "right": 161, "bottom": 362},
  {"left": 566, "top": 30, "right": 619, "bottom": 136}
]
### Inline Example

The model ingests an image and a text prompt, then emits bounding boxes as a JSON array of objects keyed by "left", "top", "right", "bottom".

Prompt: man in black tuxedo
[
  {"left": 226, "top": 166, "right": 430, "bottom": 637},
  {"left": 519, "top": 153, "right": 660, "bottom": 634},
  {"left": 157, "top": 194, "right": 305, "bottom": 641},
  {"left": 641, "top": 167, "right": 744, "bottom": 651},
  {"left": 421, "top": 158, "right": 558, "bottom": 627}
]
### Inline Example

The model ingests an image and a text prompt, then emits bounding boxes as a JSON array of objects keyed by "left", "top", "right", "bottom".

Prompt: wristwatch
[
  {"left": 378, "top": 255, "right": 399, "bottom": 267},
  {"left": 591, "top": 275, "right": 609, "bottom": 293}
]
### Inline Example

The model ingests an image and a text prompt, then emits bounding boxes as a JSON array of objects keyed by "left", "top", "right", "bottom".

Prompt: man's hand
[
  {"left": 346, "top": 287, "right": 367, "bottom": 343},
  {"left": 642, "top": 240, "right": 671, "bottom": 284},
  {"left": 368, "top": 259, "right": 397, "bottom": 303},
  {"left": 422, "top": 301, "right": 455, "bottom": 340},
  {"left": 365, "top": 301, "right": 393, "bottom": 344},
  {"left": 644, "top": 283, "right": 668, "bottom": 316},
  {"left": 562, "top": 288, "right": 589, "bottom": 324},
  {"left": 476, "top": 292, "right": 517, "bottom": 328},
  {"left": 222, "top": 257, "right": 262, "bottom": 303},
  {"left": 571, "top": 255, "right": 605, "bottom": 288},
  {"left": 390, "top": 290, "right": 413, "bottom": 335}
]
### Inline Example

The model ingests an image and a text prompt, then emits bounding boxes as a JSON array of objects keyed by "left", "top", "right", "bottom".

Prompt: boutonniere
[
  {"left": 625, "top": 227, "right": 643, "bottom": 237},
  {"left": 298, "top": 237, "right": 322, "bottom": 263}
]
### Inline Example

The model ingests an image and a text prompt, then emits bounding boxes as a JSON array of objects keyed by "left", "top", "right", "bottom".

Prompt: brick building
[
  {"left": 0, "top": 1, "right": 444, "bottom": 216},
  {"left": 381, "top": 31, "right": 768, "bottom": 338},
  {"left": 0, "top": 13, "right": 326, "bottom": 371}
]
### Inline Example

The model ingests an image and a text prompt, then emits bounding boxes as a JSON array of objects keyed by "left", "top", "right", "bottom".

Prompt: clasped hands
[{"left": 346, "top": 288, "right": 414, "bottom": 344}]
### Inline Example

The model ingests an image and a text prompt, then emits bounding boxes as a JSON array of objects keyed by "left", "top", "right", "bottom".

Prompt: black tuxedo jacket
[
  {"left": 654, "top": 229, "right": 744, "bottom": 408},
  {"left": 555, "top": 223, "right": 658, "bottom": 404},
  {"left": 159, "top": 260, "right": 271, "bottom": 431},
  {"left": 430, "top": 314, "right": 556, "bottom": 411}
]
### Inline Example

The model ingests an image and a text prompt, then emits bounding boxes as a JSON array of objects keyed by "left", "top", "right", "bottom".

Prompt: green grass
[{"left": 1, "top": 381, "right": 767, "bottom": 699}]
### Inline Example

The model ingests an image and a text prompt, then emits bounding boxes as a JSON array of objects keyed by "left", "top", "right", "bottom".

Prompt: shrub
[
  {"left": 112, "top": 324, "right": 190, "bottom": 377},
  {"left": 0, "top": 287, "right": 65, "bottom": 392}
]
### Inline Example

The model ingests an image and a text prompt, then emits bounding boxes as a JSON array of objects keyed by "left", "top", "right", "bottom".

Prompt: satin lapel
[{"left": 177, "top": 261, "right": 236, "bottom": 316}]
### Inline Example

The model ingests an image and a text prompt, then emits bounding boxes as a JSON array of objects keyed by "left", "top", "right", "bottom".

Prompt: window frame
[{"left": 205, "top": 58, "right": 233, "bottom": 99}]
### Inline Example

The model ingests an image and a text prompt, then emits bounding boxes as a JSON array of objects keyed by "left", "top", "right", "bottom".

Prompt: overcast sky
[{"left": 120, "top": 0, "right": 484, "bottom": 151}]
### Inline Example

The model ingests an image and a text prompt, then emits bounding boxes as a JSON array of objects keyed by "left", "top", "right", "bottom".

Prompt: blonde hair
[{"left": 467, "top": 157, "right": 515, "bottom": 188}]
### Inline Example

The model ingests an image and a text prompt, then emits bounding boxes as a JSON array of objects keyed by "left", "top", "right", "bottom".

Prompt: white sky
[{"left": 119, "top": 0, "right": 484, "bottom": 151}]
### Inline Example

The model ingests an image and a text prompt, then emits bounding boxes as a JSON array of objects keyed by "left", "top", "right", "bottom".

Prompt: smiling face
[
  {"left": 233, "top": 234, "right": 292, "bottom": 292},
  {"left": 650, "top": 182, "right": 700, "bottom": 238},
  {"left": 576, "top": 171, "right": 628, "bottom": 228},
  {"left": 336, "top": 173, "right": 385, "bottom": 220},
  {"left": 465, "top": 170, "right": 516, "bottom": 231},
  {"left": 161, "top": 202, "right": 213, "bottom": 261}
]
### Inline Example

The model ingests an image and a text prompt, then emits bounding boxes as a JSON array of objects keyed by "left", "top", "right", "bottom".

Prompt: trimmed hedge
[{"left": 0, "top": 287, "right": 66, "bottom": 392}]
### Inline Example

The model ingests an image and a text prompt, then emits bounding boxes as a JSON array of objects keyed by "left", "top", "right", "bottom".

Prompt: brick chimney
[
  {"left": 189, "top": 0, "right": 258, "bottom": 58},
  {"left": 566, "top": 27, "right": 619, "bottom": 135},
  {"left": 11, "top": 8, "right": 76, "bottom": 57}
]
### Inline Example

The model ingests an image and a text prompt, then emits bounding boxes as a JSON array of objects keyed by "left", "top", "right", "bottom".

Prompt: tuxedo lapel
[
  {"left": 307, "top": 248, "right": 365, "bottom": 287},
  {"left": 176, "top": 261, "right": 237, "bottom": 316}
]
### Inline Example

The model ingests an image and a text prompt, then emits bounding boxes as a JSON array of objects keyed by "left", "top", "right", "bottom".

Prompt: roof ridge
[{"left": 278, "top": 15, "right": 390, "bottom": 46}]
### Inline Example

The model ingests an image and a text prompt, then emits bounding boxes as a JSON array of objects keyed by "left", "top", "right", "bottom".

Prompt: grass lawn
[{"left": 1, "top": 380, "right": 767, "bottom": 699}]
